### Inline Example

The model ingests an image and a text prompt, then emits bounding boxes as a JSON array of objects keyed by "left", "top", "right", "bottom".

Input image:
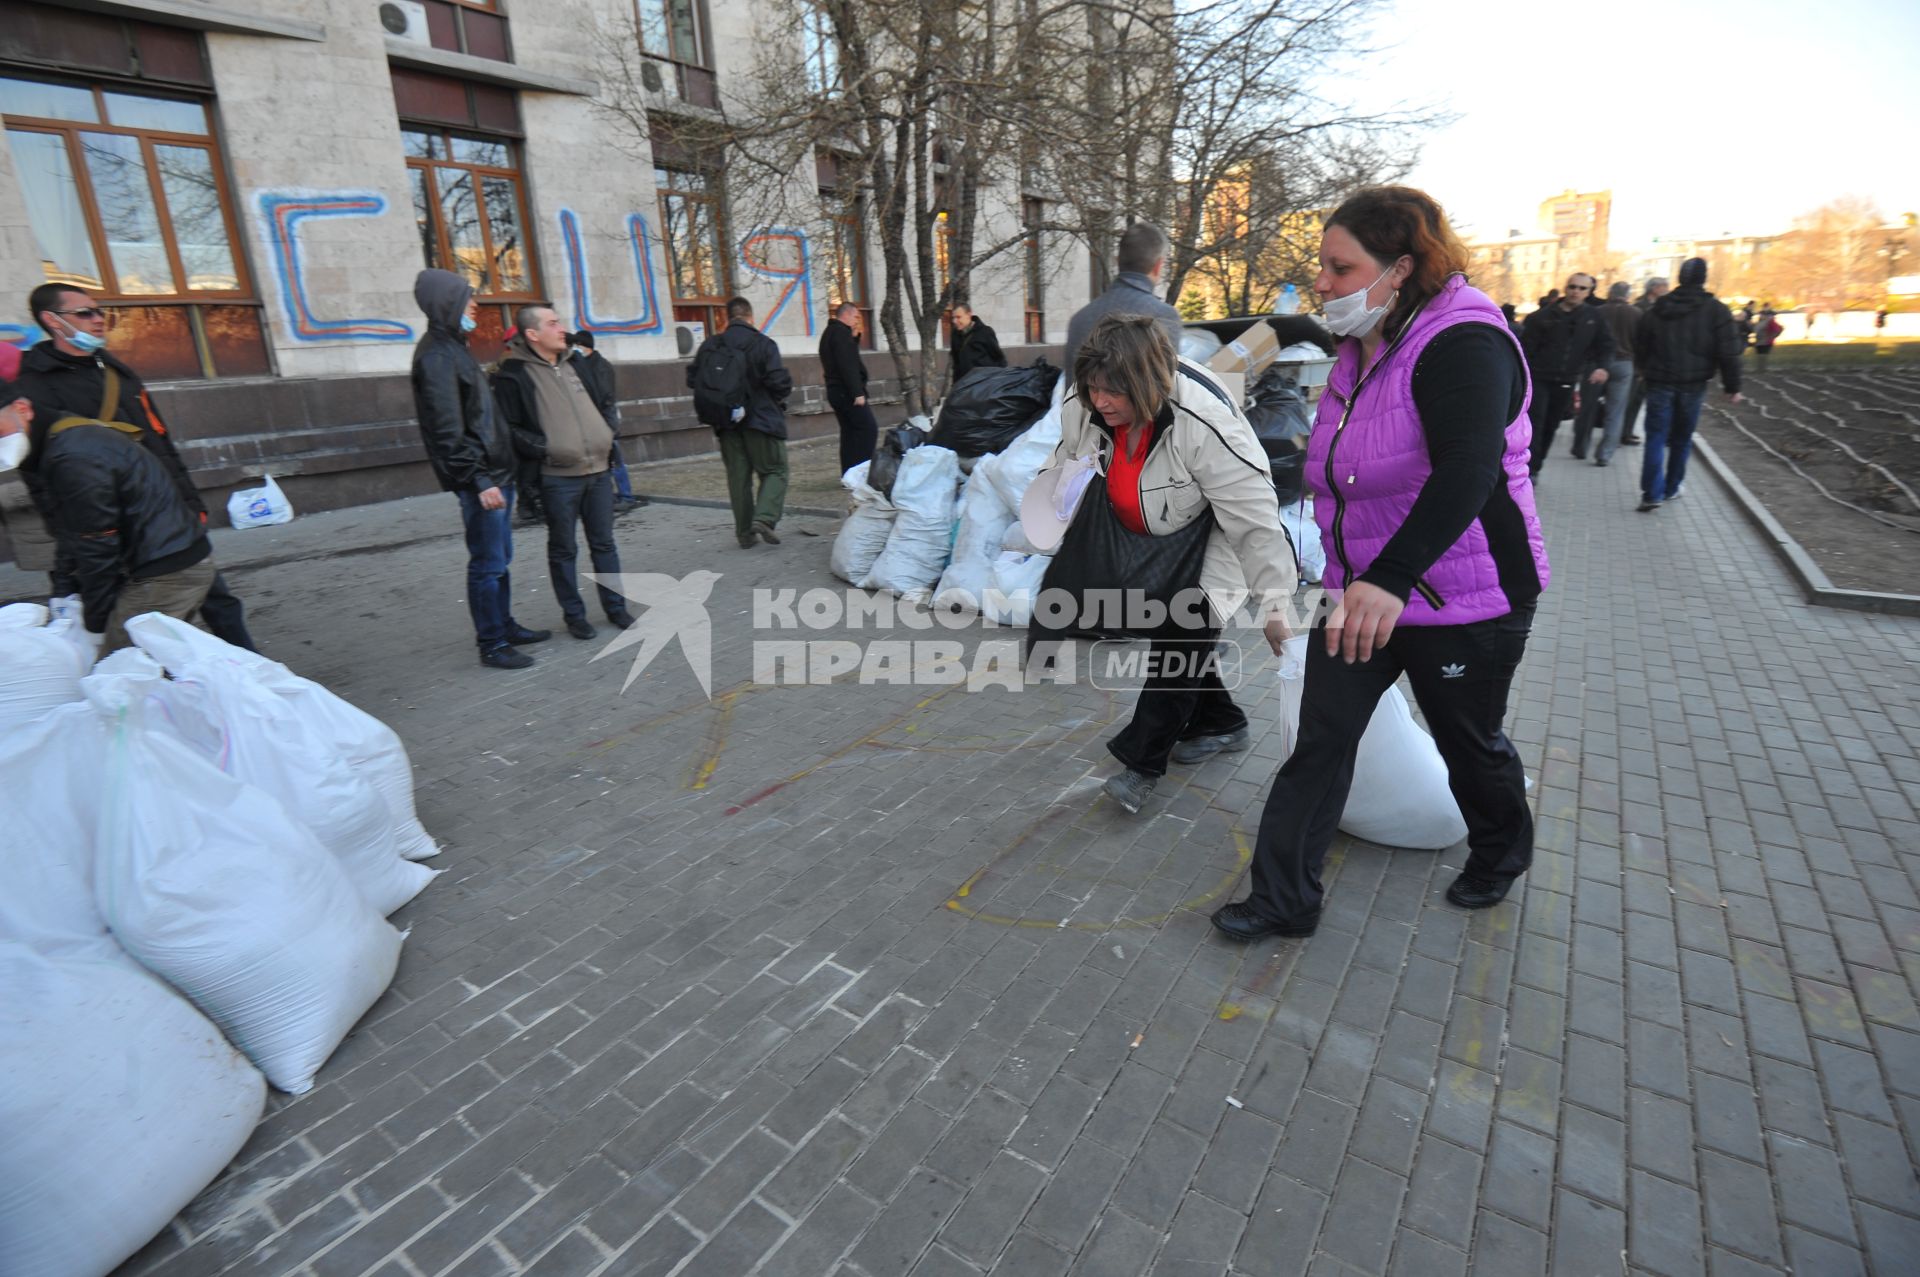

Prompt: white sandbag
[
  {"left": 975, "top": 372, "right": 1066, "bottom": 516},
  {"left": 0, "top": 703, "right": 110, "bottom": 952},
  {"left": 841, "top": 459, "right": 891, "bottom": 508},
  {"left": 833, "top": 504, "right": 897, "bottom": 585},
  {"left": 981, "top": 551, "right": 1051, "bottom": 627},
  {"left": 1001, "top": 522, "right": 1040, "bottom": 556},
  {"left": 46, "top": 594, "right": 102, "bottom": 660},
  {"left": 861, "top": 444, "right": 962, "bottom": 601},
  {"left": 0, "top": 940, "right": 265, "bottom": 1277},
  {"left": 1279, "top": 500, "right": 1325, "bottom": 584},
  {"left": 127, "top": 613, "right": 442, "bottom": 863},
  {"left": 0, "top": 603, "right": 89, "bottom": 732},
  {"left": 933, "top": 471, "right": 1016, "bottom": 612},
  {"left": 1272, "top": 635, "right": 1468, "bottom": 850},
  {"left": 86, "top": 659, "right": 405, "bottom": 1092},
  {"left": 226, "top": 473, "right": 294, "bottom": 528}
]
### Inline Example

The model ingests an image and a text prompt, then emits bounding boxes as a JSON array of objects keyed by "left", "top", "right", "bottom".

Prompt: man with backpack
[{"left": 688, "top": 297, "right": 793, "bottom": 548}]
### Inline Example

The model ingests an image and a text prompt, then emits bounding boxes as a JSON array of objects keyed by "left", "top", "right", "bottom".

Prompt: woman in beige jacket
[{"left": 1043, "top": 315, "right": 1299, "bottom": 814}]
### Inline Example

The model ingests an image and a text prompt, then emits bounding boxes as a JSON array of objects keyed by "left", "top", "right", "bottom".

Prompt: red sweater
[{"left": 1107, "top": 422, "right": 1152, "bottom": 533}]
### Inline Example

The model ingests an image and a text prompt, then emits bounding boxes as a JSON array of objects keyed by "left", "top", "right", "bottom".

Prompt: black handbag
[{"left": 1032, "top": 473, "right": 1214, "bottom": 642}]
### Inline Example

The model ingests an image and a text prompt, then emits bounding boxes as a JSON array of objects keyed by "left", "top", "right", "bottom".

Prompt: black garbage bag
[
  {"left": 1029, "top": 474, "right": 1214, "bottom": 644},
  {"left": 867, "top": 421, "right": 929, "bottom": 499},
  {"left": 930, "top": 360, "right": 1060, "bottom": 457},
  {"left": 1246, "top": 365, "right": 1314, "bottom": 505}
]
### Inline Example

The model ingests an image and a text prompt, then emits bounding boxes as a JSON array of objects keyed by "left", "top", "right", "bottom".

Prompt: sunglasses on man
[{"left": 55, "top": 307, "right": 107, "bottom": 320}]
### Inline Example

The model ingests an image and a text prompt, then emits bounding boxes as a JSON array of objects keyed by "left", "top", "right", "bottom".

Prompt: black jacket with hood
[
  {"left": 410, "top": 270, "right": 516, "bottom": 493},
  {"left": 1634, "top": 285, "right": 1744, "bottom": 393},
  {"left": 951, "top": 318, "right": 1008, "bottom": 382},
  {"left": 1520, "top": 300, "right": 1616, "bottom": 384},
  {"left": 687, "top": 320, "right": 794, "bottom": 439}
]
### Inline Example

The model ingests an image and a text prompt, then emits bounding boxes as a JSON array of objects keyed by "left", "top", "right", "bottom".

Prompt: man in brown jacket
[{"left": 492, "top": 307, "right": 635, "bottom": 639}]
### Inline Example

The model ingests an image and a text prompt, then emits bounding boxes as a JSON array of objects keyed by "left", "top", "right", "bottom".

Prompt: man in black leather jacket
[
  {"left": 1520, "top": 273, "right": 1617, "bottom": 476},
  {"left": 410, "top": 269, "right": 550, "bottom": 669},
  {"left": 6, "top": 378, "right": 216, "bottom": 654}
]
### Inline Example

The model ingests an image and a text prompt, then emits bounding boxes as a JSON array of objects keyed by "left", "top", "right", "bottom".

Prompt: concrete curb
[
  {"left": 1693, "top": 435, "right": 1920, "bottom": 618},
  {"left": 630, "top": 494, "right": 845, "bottom": 521}
]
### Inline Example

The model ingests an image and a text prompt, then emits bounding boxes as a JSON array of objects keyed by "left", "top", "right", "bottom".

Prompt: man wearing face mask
[
  {"left": 1519, "top": 273, "right": 1616, "bottom": 477},
  {"left": 13, "top": 284, "right": 257, "bottom": 650},
  {"left": 411, "top": 268, "right": 549, "bottom": 669}
]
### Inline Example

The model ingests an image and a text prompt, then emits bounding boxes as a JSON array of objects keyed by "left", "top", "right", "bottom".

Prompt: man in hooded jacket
[
  {"left": 1630, "top": 257, "right": 1745, "bottom": 511},
  {"left": 410, "top": 269, "right": 550, "bottom": 669}
]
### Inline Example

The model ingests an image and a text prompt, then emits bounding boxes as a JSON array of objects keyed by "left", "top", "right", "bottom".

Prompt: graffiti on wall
[
  {"left": 1, "top": 324, "right": 33, "bottom": 350},
  {"left": 558, "top": 208, "right": 664, "bottom": 336},
  {"left": 739, "top": 229, "right": 814, "bottom": 336},
  {"left": 256, "top": 191, "right": 414, "bottom": 343}
]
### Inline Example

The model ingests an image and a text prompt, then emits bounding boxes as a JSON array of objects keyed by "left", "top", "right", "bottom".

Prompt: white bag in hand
[
  {"left": 1273, "top": 636, "right": 1468, "bottom": 850},
  {"left": 226, "top": 473, "right": 294, "bottom": 528},
  {"left": 128, "top": 613, "right": 442, "bottom": 862},
  {"left": 86, "top": 657, "right": 404, "bottom": 1092},
  {"left": 0, "top": 941, "right": 265, "bottom": 1277}
]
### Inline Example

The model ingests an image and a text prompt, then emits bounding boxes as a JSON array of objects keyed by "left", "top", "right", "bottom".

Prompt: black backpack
[{"left": 691, "top": 336, "right": 753, "bottom": 427}]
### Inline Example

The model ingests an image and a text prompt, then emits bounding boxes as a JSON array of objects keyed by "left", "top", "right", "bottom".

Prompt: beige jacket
[{"left": 1044, "top": 358, "right": 1297, "bottom": 622}]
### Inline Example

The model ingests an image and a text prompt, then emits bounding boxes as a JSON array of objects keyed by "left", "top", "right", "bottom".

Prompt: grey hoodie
[
  {"left": 414, "top": 269, "right": 473, "bottom": 335},
  {"left": 499, "top": 332, "right": 614, "bottom": 477}
]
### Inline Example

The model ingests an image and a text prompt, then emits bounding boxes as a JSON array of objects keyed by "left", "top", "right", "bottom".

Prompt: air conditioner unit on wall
[{"left": 378, "top": 0, "right": 430, "bottom": 45}]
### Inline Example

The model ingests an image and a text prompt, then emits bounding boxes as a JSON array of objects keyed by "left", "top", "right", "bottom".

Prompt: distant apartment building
[
  {"left": 1466, "top": 231, "right": 1562, "bottom": 310},
  {"left": 1539, "top": 188, "right": 1612, "bottom": 270}
]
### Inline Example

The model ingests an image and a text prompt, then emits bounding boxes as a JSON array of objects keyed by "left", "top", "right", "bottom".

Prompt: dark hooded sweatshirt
[
  {"left": 1634, "top": 285, "right": 1744, "bottom": 393},
  {"left": 410, "top": 269, "right": 516, "bottom": 493}
]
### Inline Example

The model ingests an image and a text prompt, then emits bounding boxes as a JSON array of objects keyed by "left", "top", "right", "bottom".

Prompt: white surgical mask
[
  {"left": 459, "top": 314, "right": 478, "bottom": 333},
  {"left": 0, "top": 429, "right": 26, "bottom": 471},
  {"left": 55, "top": 313, "right": 106, "bottom": 354},
  {"left": 1322, "top": 264, "right": 1397, "bottom": 338}
]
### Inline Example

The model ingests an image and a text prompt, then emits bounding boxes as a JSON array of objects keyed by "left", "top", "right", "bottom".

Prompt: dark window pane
[
  {"left": 480, "top": 175, "right": 528, "bottom": 294},
  {"left": 391, "top": 69, "right": 470, "bottom": 125},
  {"left": 201, "top": 304, "right": 269, "bottom": 377},
  {"left": 408, "top": 166, "right": 439, "bottom": 268},
  {"left": 682, "top": 65, "right": 717, "bottom": 109},
  {"left": 5, "top": 128, "right": 103, "bottom": 290},
  {"left": 661, "top": 193, "right": 696, "bottom": 297},
  {"left": 470, "top": 83, "right": 518, "bottom": 132},
  {"left": 102, "top": 91, "right": 205, "bottom": 134},
  {"left": 104, "top": 305, "right": 199, "bottom": 380},
  {"left": 424, "top": 0, "right": 461, "bottom": 52},
  {"left": 131, "top": 23, "right": 210, "bottom": 85},
  {"left": 435, "top": 167, "right": 487, "bottom": 292},
  {"left": 401, "top": 127, "right": 441, "bottom": 159},
  {"left": 0, "top": 77, "right": 98, "bottom": 122},
  {"left": 667, "top": 0, "right": 699, "bottom": 62},
  {"left": 1, "top": 7, "right": 135, "bottom": 78},
  {"left": 79, "top": 130, "right": 176, "bottom": 293},
  {"left": 153, "top": 144, "right": 236, "bottom": 290},
  {"left": 462, "top": 10, "right": 509, "bottom": 61},
  {"left": 450, "top": 135, "right": 509, "bottom": 167}
]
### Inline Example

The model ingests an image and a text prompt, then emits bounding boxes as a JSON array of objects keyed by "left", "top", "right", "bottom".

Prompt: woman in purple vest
[{"left": 1211, "top": 186, "right": 1551, "bottom": 941}]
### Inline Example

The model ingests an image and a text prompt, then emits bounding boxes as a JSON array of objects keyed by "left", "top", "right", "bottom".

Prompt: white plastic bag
[
  {"left": 0, "top": 941, "right": 266, "bottom": 1277},
  {"left": 128, "top": 613, "right": 442, "bottom": 863},
  {"left": 1278, "top": 500, "right": 1325, "bottom": 584},
  {"left": 0, "top": 602, "right": 89, "bottom": 732},
  {"left": 226, "top": 473, "right": 294, "bottom": 528},
  {"left": 981, "top": 551, "right": 1051, "bottom": 627},
  {"left": 862, "top": 445, "right": 962, "bottom": 601},
  {"left": 976, "top": 373, "right": 1066, "bottom": 516},
  {"left": 933, "top": 471, "right": 1015, "bottom": 612},
  {"left": 833, "top": 462, "right": 899, "bottom": 585},
  {"left": 1272, "top": 636, "right": 1468, "bottom": 850},
  {"left": 86, "top": 659, "right": 405, "bottom": 1092},
  {"left": 0, "top": 702, "right": 110, "bottom": 951}
]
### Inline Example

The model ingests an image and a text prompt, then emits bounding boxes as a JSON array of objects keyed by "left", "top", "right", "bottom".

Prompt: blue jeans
[
  {"left": 542, "top": 471, "right": 625, "bottom": 622},
  {"left": 1640, "top": 382, "right": 1706, "bottom": 503},
  {"left": 609, "top": 442, "right": 634, "bottom": 500},
  {"left": 456, "top": 483, "right": 518, "bottom": 649}
]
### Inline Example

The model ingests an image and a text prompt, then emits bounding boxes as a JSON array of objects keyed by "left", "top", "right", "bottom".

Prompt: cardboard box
[{"left": 1205, "top": 318, "right": 1282, "bottom": 379}]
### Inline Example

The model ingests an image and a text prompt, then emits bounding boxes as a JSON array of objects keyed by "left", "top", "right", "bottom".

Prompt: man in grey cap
[{"left": 410, "top": 268, "right": 550, "bottom": 668}]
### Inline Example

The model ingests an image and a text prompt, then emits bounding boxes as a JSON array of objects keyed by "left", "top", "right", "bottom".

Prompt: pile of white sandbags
[
  {"left": 933, "top": 373, "right": 1066, "bottom": 622},
  {"left": 0, "top": 610, "right": 437, "bottom": 1277}
]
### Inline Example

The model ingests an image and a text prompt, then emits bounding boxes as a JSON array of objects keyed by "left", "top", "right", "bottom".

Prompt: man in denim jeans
[
  {"left": 410, "top": 269, "right": 550, "bottom": 669},
  {"left": 1630, "top": 257, "right": 1745, "bottom": 512}
]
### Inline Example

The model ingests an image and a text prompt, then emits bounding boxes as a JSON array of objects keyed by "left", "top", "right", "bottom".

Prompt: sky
[{"left": 1353, "top": 0, "right": 1920, "bottom": 248}]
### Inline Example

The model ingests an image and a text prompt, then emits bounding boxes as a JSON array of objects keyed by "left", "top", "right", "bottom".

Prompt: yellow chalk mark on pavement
[{"left": 945, "top": 831, "right": 1253, "bottom": 931}]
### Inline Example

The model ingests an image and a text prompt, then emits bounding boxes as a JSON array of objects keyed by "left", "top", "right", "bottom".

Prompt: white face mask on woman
[{"left": 1321, "top": 264, "right": 1398, "bottom": 338}]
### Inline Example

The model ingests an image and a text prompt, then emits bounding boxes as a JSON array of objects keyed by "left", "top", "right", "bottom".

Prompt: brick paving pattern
[{"left": 83, "top": 440, "right": 1920, "bottom": 1276}]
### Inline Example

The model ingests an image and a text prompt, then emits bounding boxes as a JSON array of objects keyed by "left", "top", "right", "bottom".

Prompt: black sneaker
[
  {"left": 1171, "top": 727, "right": 1251, "bottom": 765},
  {"left": 1103, "top": 768, "right": 1157, "bottom": 814},
  {"left": 607, "top": 611, "right": 636, "bottom": 630},
  {"left": 1210, "top": 900, "right": 1320, "bottom": 941},
  {"left": 1636, "top": 499, "right": 1661, "bottom": 512},
  {"left": 1444, "top": 873, "right": 1512, "bottom": 910},
  {"left": 481, "top": 644, "right": 534, "bottom": 670},
  {"left": 566, "top": 617, "right": 597, "bottom": 641},
  {"left": 505, "top": 625, "right": 552, "bottom": 645}
]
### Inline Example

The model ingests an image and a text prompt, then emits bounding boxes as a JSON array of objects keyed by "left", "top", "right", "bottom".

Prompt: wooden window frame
[
  {"left": 402, "top": 124, "right": 542, "bottom": 304},
  {"left": 655, "top": 160, "right": 732, "bottom": 335},
  {"left": 818, "top": 169, "right": 872, "bottom": 348}
]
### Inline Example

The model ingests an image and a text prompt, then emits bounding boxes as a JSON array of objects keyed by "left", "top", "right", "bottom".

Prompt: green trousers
[{"left": 718, "top": 428, "right": 788, "bottom": 539}]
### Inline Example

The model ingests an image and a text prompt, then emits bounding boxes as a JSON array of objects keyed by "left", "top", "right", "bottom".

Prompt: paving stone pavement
[{"left": 55, "top": 436, "right": 1920, "bottom": 1277}]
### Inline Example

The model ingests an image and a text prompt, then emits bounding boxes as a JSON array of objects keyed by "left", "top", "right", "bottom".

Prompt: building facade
[{"left": 0, "top": 0, "right": 1088, "bottom": 543}]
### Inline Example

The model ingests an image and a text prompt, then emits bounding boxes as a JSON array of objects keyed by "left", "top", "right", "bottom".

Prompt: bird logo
[{"left": 582, "top": 570, "right": 722, "bottom": 697}]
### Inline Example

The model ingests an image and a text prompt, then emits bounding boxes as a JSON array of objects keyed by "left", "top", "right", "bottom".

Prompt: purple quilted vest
[{"left": 1307, "top": 275, "right": 1550, "bottom": 625}]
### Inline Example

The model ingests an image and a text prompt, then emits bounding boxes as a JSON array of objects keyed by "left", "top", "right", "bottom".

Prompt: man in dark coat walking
[
  {"left": 818, "top": 301, "right": 876, "bottom": 475},
  {"left": 691, "top": 297, "right": 794, "bottom": 548},
  {"left": 1520, "top": 273, "right": 1616, "bottom": 476},
  {"left": 949, "top": 303, "right": 1007, "bottom": 383},
  {"left": 1631, "top": 257, "right": 1744, "bottom": 512}
]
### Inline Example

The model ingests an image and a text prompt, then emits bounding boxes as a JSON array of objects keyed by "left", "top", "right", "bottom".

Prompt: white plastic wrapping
[
  {"left": 0, "top": 603, "right": 89, "bottom": 732},
  {"left": 981, "top": 552, "right": 1051, "bottom": 627},
  {"left": 832, "top": 461, "right": 899, "bottom": 585},
  {"left": 933, "top": 471, "right": 1016, "bottom": 612},
  {"left": 86, "top": 658, "right": 405, "bottom": 1093},
  {"left": 861, "top": 445, "right": 962, "bottom": 601}
]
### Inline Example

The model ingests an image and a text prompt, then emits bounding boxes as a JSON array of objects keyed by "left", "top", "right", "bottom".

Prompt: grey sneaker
[
  {"left": 1103, "top": 768, "right": 1157, "bottom": 815},
  {"left": 1171, "top": 726, "right": 1251, "bottom": 765}
]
